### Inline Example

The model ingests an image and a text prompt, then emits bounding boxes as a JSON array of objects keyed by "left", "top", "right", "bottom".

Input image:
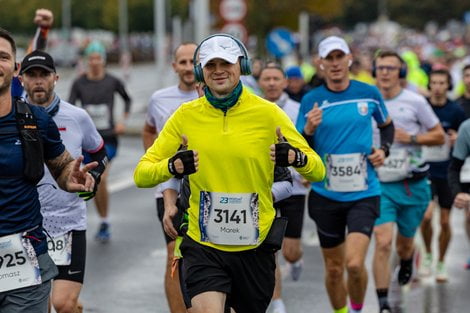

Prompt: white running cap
[
  {"left": 318, "top": 36, "right": 351, "bottom": 58},
  {"left": 199, "top": 35, "right": 243, "bottom": 68}
]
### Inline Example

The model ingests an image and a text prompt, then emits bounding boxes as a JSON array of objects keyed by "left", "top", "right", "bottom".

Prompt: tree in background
[{"left": 1, "top": 0, "right": 470, "bottom": 39}]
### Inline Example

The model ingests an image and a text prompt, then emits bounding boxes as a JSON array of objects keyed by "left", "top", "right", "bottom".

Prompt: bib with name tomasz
[
  {"left": 0, "top": 233, "right": 42, "bottom": 292},
  {"left": 199, "top": 191, "right": 259, "bottom": 246}
]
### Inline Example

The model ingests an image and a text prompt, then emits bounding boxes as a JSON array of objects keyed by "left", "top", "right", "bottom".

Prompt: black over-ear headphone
[
  {"left": 427, "top": 69, "right": 453, "bottom": 91},
  {"left": 193, "top": 33, "right": 251, "bottom": 83},
  {"left": 372, "top": 51, "right": 407, "bottom": 79}
]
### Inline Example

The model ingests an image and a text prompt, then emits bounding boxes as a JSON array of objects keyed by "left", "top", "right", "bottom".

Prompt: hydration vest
[{"left": 14, "top": 97, "right": 45, "bottom": 184}]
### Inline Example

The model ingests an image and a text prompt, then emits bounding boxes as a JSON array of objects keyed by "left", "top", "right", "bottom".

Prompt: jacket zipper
[{"left": 223, "top": 109, "right": 228, "bottom": 132}]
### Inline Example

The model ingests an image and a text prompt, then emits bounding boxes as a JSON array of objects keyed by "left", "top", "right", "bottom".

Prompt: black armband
[
  {"left": 87, "top": 145, "right": 108, "bottom": 185},
  {"left": 448, "top": 157, "right": 465, "bottom": 198},
  {"left": 168, "top": 150, "right": 196, "bottom": 179},
  {"left": 275, "top": 142, "right": 308, "bottom": 168},
  {"left": 379, "top": 121, "right": 394, "bottom": 157}
]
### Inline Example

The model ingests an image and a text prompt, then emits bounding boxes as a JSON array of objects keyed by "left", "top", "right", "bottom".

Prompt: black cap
[{"left": 20, "top": 50, "right": 56, "bottom": 74}]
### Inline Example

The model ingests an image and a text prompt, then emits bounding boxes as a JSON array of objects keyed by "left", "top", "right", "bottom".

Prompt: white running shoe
[
  {"left": 271, "top": 299, "right": 287, "bottom": 313},
  {"left": 290, "top": 259, "right": 303, "bottom": 281},
  {"left": 419, "top": 253, "right": 433, "bottom": 277},
  {"left": 435, "top": 262, "right": 448, "bottom": 283}
]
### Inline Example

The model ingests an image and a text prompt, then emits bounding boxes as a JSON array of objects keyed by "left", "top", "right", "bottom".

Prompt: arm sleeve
[
  {"left": 275, "top": 105, "right": 325, "bottom": 182},
  {"left": 378, "top": 121, "right": 394, "bottom": 155},
  {"left": 116, "top": 79, "right": 132, "bottom": 113},
  {"left": 134, "top": 107, "right": 183, "bottom": 187},
  {"left": 448, "top": 157, "right": 465, "bottom": 197}
]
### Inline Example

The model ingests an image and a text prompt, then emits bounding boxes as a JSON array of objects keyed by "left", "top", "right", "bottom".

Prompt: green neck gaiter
[{"left": 204, "top": 81, "right": 243, "bottom": 113}]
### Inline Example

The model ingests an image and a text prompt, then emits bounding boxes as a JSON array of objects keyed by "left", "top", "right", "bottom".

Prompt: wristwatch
[{"left": 410, "top": 135, "right": 418, "bottom": 145}]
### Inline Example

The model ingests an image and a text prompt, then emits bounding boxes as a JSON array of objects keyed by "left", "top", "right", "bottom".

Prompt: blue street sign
[{"left": 266, "top": 28, "right": 295, "bottom": 58}]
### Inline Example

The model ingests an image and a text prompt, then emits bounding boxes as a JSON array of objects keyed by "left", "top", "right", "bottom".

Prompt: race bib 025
[{"left": 0, "top": 233, "right": 42, "bottom": 292}]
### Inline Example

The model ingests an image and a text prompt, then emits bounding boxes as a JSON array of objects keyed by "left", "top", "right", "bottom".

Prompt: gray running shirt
[{"left": 146, "top": 85, "right": 198, "bottom": 198}]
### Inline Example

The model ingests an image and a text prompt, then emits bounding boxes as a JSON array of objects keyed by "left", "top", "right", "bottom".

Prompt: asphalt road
[{"left": 76, "top": 135, "right": 470, "bottom": 313}]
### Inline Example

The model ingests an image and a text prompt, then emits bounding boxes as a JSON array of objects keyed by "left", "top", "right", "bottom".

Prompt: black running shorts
[
  {"left": 308, "top": 191, "right": 379, "bottom": 248},
  {"left": 180, "top": 236, "right": 275, "bottom": 313}
]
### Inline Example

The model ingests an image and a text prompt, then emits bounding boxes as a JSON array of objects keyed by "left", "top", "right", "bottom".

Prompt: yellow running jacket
[{"left": 134, "top": 88, "right": 325, "bottom": 252}]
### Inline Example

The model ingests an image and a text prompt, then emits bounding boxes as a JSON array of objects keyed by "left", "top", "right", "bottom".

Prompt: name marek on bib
[
  {"left": 325, "top": 153, "right": 368, "bottom": 192},
  {"left": 47, "top": 232, "right": 72, "bottom": 266},
  {"left": 199, "top": 191, "right": 259, "bottom": 246},
  {"left": 0, "top": 233, "right": 42, "bottom": 292}
]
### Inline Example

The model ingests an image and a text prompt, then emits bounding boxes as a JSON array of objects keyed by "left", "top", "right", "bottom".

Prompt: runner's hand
[
  {"left": 66, "top": 156, "right": 98, "bottom": 192},
  {"left": 304, "top": 102, "right": 322, "bottom": 135},
  {"left": 163, "top": 204, "right": 179, "bottom": 240},
  {"left": 368, "top": 147, "right": 386, "bottom": 167},
  {"left": 270, "top": 127, "right": 307, "bottom": 167},
  {"left": 448, "top": 129, "right": 457, "bottom": 147},
  {"left": 168, "top": 135, "right": 198, "bottom": 178},
  {"left": 114, "top": 122, "right": 126, "bottom": 135},
  {"left": 34, "top": 9, "right": 53, "bottom": 28},
  {"left": 77, "top": 170, "right": 100, "bottom": 200},
  {"left": 453, "top": 192, "right": 470, "bottom": 209},
  {"left": 301, "top": 178, "right": 310, "bottom": 188}
]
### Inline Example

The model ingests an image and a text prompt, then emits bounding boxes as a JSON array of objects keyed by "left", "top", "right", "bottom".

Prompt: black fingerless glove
[
  {"left": 275, "top": 142, "right": 308, "bottom": 168},
  {"left": 168, "top": 150, "right": 196, "bottom": 179}
]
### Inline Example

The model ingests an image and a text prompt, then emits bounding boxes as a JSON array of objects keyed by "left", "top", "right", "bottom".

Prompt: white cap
[
  {"left": 318, "top": 36, "right": 350, "bottom": 58},
  {"left": 199, "top": 35, "right": 243, "bottom": 68}
]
